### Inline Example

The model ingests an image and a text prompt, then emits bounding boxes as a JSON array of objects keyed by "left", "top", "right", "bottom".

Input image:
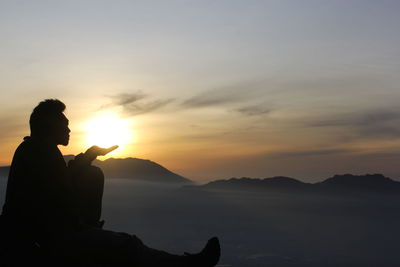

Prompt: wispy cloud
[
  {"left": 104, "top": 92, "right": 174, "bottom": 116},
  {"left": 271, "top": 148, "right": 354, "bottom": 158},
  {"left": 109, "top": 92, "right": 147, "bottom": 106},
  {"left": 181, "top": 82, "right": 267, "bottom": 108},
  {"left": 235, "top": 104, "right": 271, "bottom": 116},
  {"left": 307, "top": 108, "right": 400, "bottom": 139}
]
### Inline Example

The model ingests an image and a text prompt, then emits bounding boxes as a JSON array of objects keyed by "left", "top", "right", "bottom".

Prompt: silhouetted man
[{"left": 0, "top": 99, "right": 220, "bottom": 266}]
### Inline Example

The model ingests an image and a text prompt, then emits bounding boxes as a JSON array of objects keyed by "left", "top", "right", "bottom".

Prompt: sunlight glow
[{"left": 85, "top": 113, "right": 133, "bottom": 150}]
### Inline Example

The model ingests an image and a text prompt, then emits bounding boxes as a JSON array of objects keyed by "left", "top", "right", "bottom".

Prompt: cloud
[
  {"left": 105, "top": 92, "right": 174, "bottom": 116},
  {"left": 179, "top": 75, "right": 384, "bottom": 114},
  {"left": 306, "top": 108, "right": 400, "bottom": 139},
  {"left": 121, "top": 98, "right": 174, "bottom": 116},
  {"left": 309, "top": 109, "right": 400, "bottom": 127},
  {"left": 109, "top": 92, "right": 147, "bottom": 106},
  {"left": 235, "top": 104, "right": 271, "bottom": 116},
  {"left": 104, "top": 84, "right": 272, "bottom": 118},
  {"left": 358, "top": 151, "right": 400, "bottom": 158},
  {"left": 356, "top": 110, "right": 400, "bottom": 138},
  {"left": 271, "top": 148, "right": 354, "bottom": 158},
  {"left": 181, "top": 82, "right": 266, "bottom": 108}
]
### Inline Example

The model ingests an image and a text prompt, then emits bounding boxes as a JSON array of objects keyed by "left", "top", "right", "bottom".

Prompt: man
[{"left": 0, "top": 99, "right": 220, "bottom": 266}]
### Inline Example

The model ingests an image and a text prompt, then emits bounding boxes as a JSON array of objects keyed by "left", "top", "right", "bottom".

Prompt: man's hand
[
  {"left": 84, "top": 145, "right": 119, "bottom": 161},
  {"left": 69, "top": 145, "right": 118, "bottom": 168}
]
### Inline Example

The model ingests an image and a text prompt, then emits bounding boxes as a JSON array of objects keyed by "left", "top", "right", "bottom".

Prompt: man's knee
[
  {"left": 89, "top": 166, "right": 104, "bottom": 179},
  {"left": 76, "top": 166, "right": 105, "bottom": 194},
  {"left": 82, "top": 165, "right": 105, "bottom": 183}
]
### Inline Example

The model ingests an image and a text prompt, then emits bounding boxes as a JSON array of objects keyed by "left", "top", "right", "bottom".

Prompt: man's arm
[
  {"left": 68, "top": 145, "right": 118, "bottom": 168},
  {"left": 67, "top": 145, "right": 117, "bottom": 229}
]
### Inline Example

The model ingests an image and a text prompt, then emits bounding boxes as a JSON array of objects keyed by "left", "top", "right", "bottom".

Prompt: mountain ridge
[
  {"left": 0, "top": 156, "right": 192, "bottom": 184},
  {"left": 1, "top": 158, "right": 399, "bottom": 194},
  {"left": 196, "top": 174, "right": 400, "bottom": 195},
  {"left": 93, "top": 157, "right": 191, "bottom": 184}
]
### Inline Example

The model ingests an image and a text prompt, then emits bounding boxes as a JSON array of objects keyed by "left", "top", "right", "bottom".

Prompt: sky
[{"left": 1, "top": 0, "right": 400, "bottom": 182}]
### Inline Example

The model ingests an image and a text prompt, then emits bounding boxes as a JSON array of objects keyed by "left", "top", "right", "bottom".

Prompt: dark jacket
[{"left": 1, "top": 136, "right": 77, "bottom": 242}]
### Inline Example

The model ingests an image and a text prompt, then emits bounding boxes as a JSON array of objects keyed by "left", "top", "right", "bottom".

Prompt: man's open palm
[{"left": 85, "top": 145, "right": 118, "bottom": 160}]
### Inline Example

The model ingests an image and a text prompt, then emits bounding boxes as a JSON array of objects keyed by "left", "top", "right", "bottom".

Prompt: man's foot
[{"left": 184, "top": 237, "right": 220, "bottom": 267}]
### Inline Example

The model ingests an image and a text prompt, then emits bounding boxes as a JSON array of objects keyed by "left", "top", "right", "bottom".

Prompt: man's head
[{"left": 29, "top": 99, "right": 70, "bottom": 146}]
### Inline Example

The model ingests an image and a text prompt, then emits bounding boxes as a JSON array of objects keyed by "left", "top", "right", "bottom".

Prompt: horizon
[
  {"left": 0, "top": 154, "right": 397, "bottom": 184},
  {"left": 1, "top": 1, "right": 400, "bottom": 182}
]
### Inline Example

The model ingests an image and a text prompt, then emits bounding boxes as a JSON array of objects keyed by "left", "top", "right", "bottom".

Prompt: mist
[{"left": 2, "top": 175, "right": 400, "bottom": 266}]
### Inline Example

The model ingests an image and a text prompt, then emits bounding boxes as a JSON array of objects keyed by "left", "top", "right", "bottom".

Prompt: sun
[{"left": 84, "top": 113, "right": 133, "bottom": 150}]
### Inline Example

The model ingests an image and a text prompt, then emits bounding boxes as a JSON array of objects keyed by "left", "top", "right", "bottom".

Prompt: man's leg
[
  {"left": 68, "top": 166, "right": 220, "bottom": 266},
  {"left": 73, "top": 165, "right": 104, "bottom": 227},
  {"left": 58, "top": 228, "right": 220, "bottom": 267}
]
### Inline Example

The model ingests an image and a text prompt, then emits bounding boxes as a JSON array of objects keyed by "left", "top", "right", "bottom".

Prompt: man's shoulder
[
  {"left": 15, "top": 137, "right": 36, "bottom": 153},
  {"left": 13, "top": 136, "right": 50, "bottom": 161},
  {"left": 10, "top": 137, "right": 34, "bottom": 164}
]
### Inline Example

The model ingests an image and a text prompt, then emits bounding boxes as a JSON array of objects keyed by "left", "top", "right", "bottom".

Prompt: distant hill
[
  {"left": 93, "top": 157, "right": 191, "bottom": 184},
  {"left": 202, "top": 176, "right": 311, "bottom": 192},
  {"left": 197, "top": 174, "right": 400, "bottom": 195},
  {"left": 315, "top": 174, "right": 400, "bottom": 194},
  {"left": 0, "top": 156, "right": 192, "bottom": 184}
]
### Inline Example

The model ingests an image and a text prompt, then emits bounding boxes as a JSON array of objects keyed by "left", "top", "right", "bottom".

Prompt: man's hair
[{"left": 30, "top": 99, "right": 66, "bottom": 136}]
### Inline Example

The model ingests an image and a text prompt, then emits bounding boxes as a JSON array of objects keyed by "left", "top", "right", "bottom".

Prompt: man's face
[{"left": 52, "top": 114, "right": 70, "bottom": 146}]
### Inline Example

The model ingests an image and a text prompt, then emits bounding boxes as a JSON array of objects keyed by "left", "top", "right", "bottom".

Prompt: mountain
[
  {"left": 93, "top": 157, "right": 192, "bottom": 184},
  {"left": 315, "top": 173, "right": 400, "bottom": 194},
  {"left": 0, "top": 156, "right": 192, "bottom": 184},
  {"left": 198, "top": 174, "right": 400, "bottom": 195},
  {"left": 202, "top": 176, "right": 311, "bottom": 192}
]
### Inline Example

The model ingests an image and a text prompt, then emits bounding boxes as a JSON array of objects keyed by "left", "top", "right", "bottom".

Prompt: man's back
[{"left": 2, "top": 136, "right": 74, "bottom": 241}]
